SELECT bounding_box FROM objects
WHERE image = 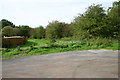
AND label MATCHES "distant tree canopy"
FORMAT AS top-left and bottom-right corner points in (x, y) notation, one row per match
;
(0, 19), (15, 28)
(2, 26), (21, 37)
(18, 25), (30, 37)
(1, 1), (119, 40)
(29, 26), (45, 39)
(29, 28), (37, 39)
(45, 21), (65, 39)
(2, 26), (15, 37)
(61, 24), (73, 38)
(36, 26), (45, 39)
(13, 28), (21, 36)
